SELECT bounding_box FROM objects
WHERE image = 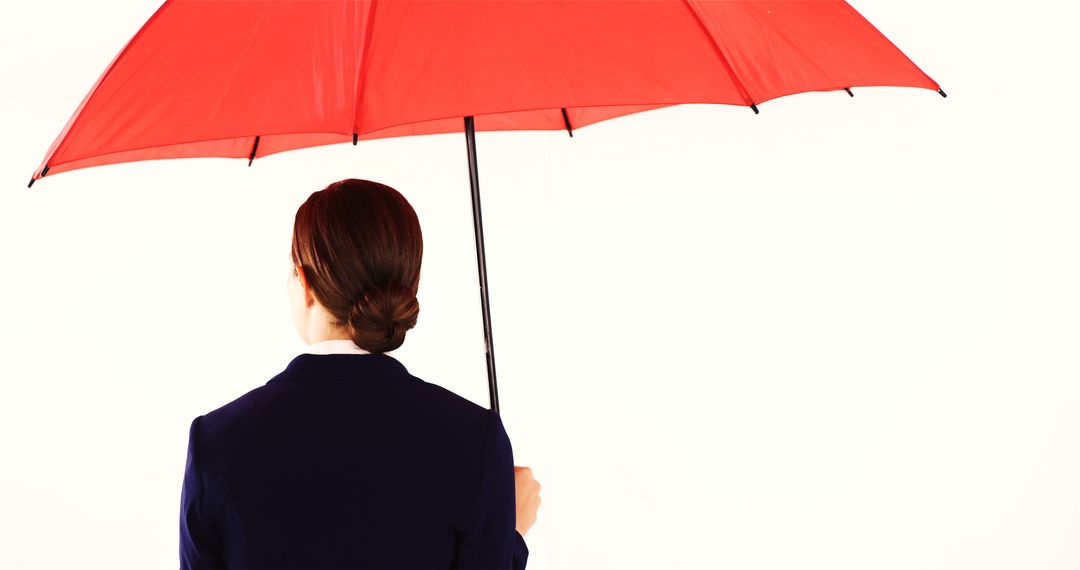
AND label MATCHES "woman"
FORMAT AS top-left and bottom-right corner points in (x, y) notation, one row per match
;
(180, 178), (541, 569)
